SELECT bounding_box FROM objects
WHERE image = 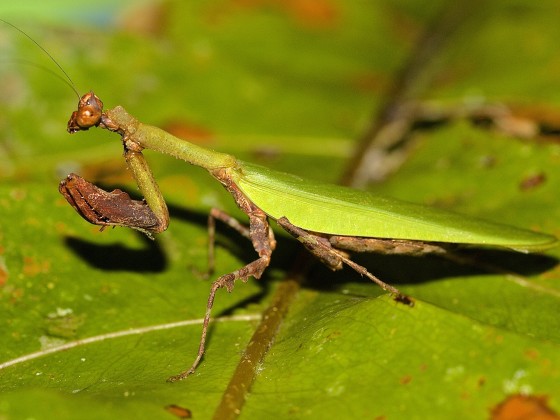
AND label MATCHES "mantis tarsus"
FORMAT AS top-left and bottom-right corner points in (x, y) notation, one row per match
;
(59, 92), (557, 382)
